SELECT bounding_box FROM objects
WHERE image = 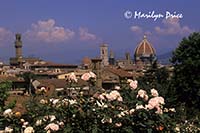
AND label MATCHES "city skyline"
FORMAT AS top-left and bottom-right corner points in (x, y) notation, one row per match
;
(0, 0), (199, 64)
